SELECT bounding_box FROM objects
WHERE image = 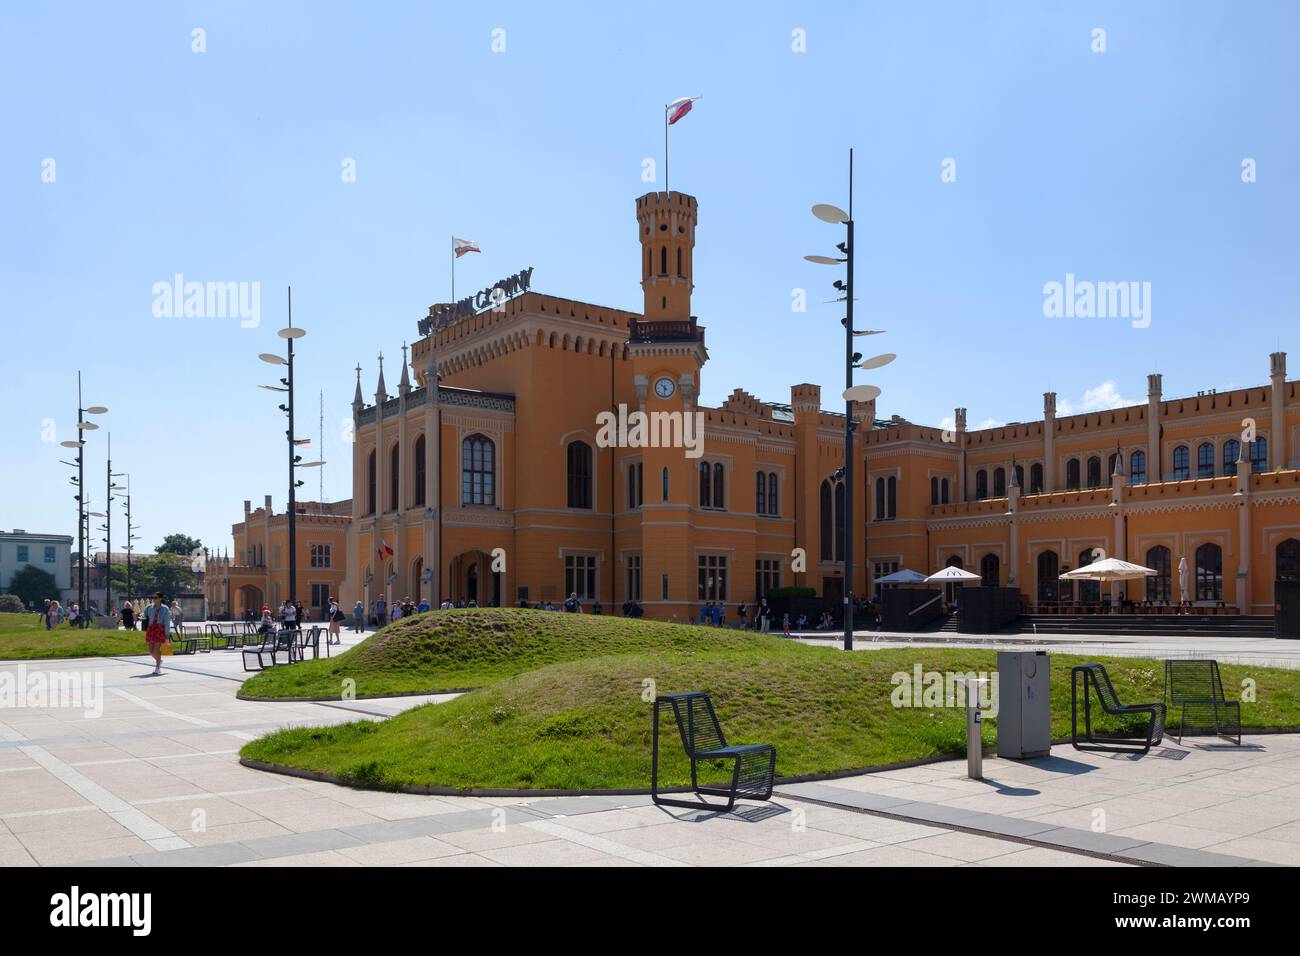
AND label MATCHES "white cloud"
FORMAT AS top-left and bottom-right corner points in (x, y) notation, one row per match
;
(976, 416), (1006, 429)
(1056, 380), (1137, 416)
